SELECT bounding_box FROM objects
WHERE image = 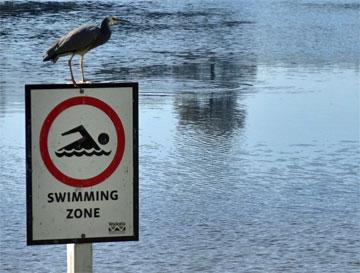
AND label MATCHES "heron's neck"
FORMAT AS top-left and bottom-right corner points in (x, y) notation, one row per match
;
(100, 20), (111, 36)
